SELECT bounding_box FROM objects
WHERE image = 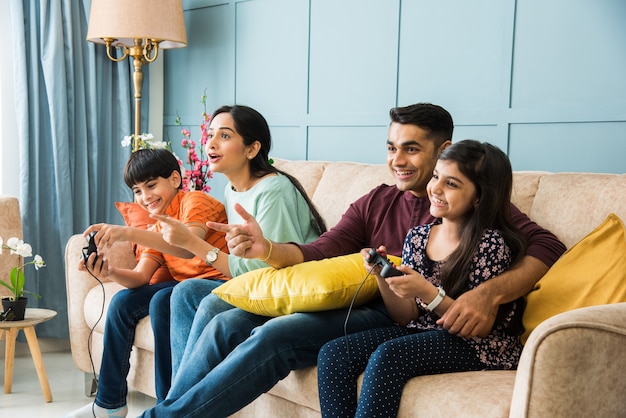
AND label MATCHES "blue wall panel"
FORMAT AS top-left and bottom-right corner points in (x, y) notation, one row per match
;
(164, 4), (234, 122)
(235, 0), (309, 116)
(512, 0), (626, 109)
(398, 0), (509, 113)
(308, 0), (400, 117)
(509, 122), (626, 173)
(166, 0), (626, 189)
(308, 126), (390, 164)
